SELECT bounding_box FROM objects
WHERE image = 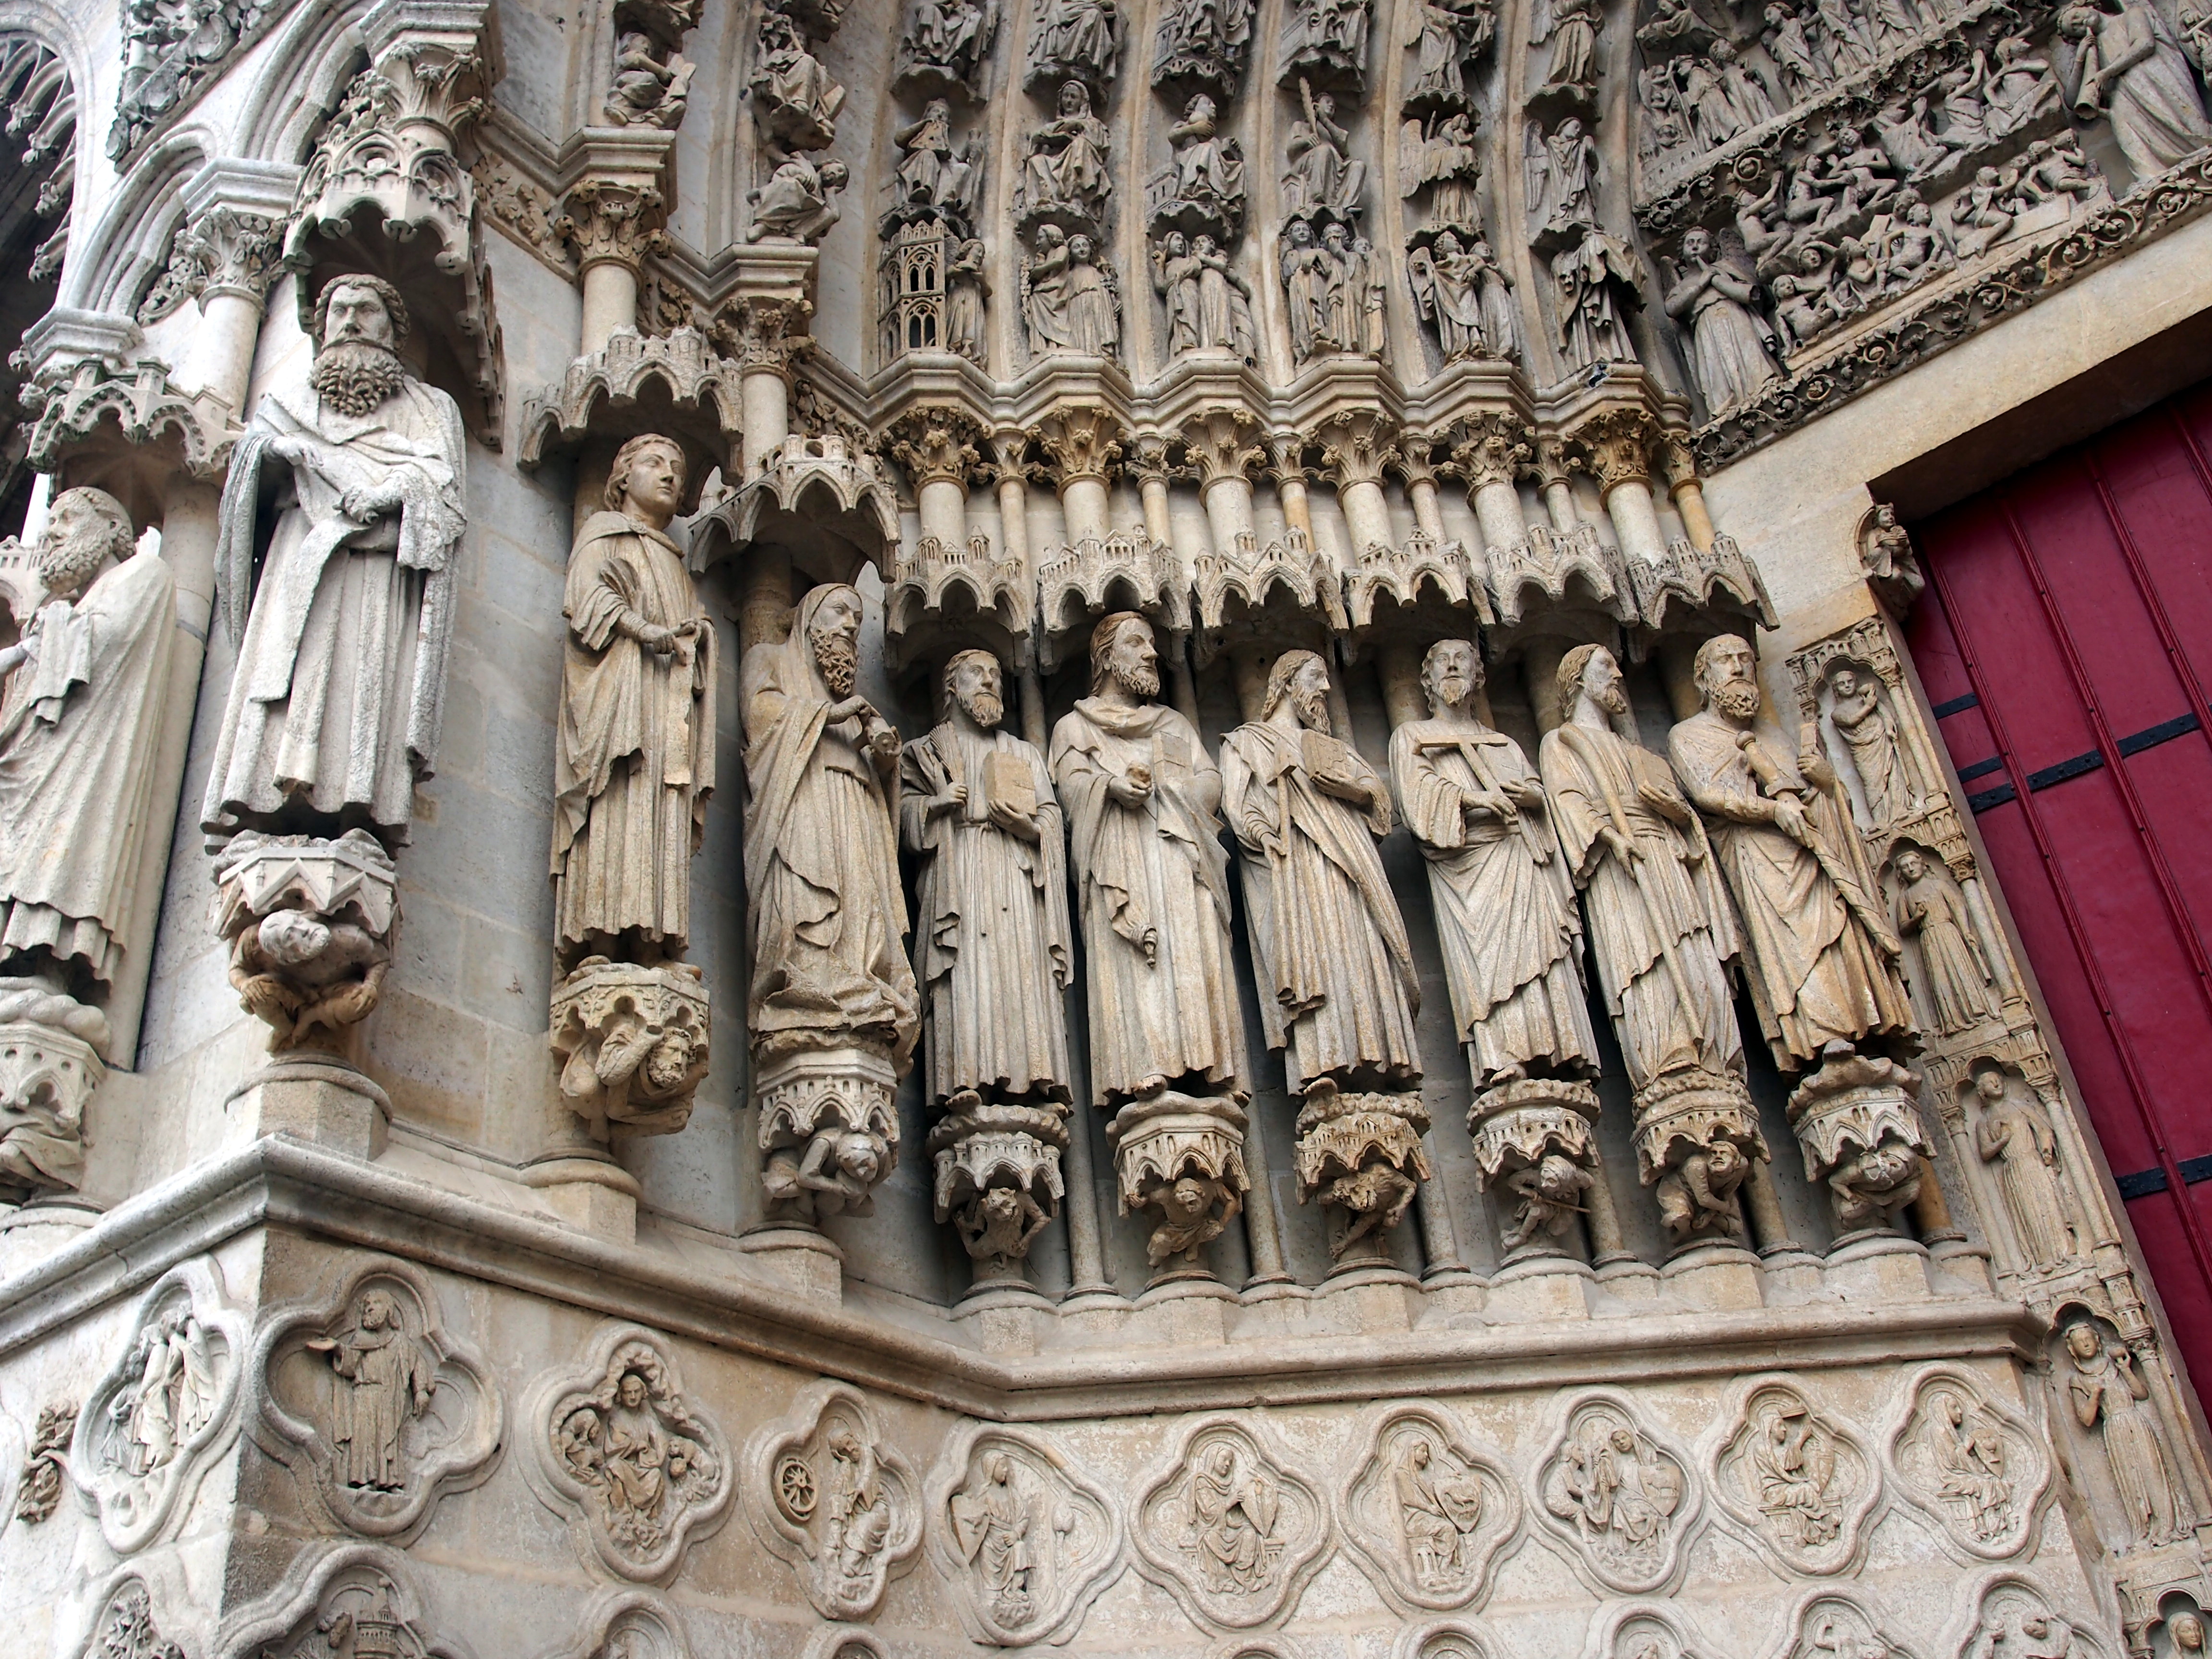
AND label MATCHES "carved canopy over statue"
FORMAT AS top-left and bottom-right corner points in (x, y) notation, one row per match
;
(204, 275), (468, 851)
